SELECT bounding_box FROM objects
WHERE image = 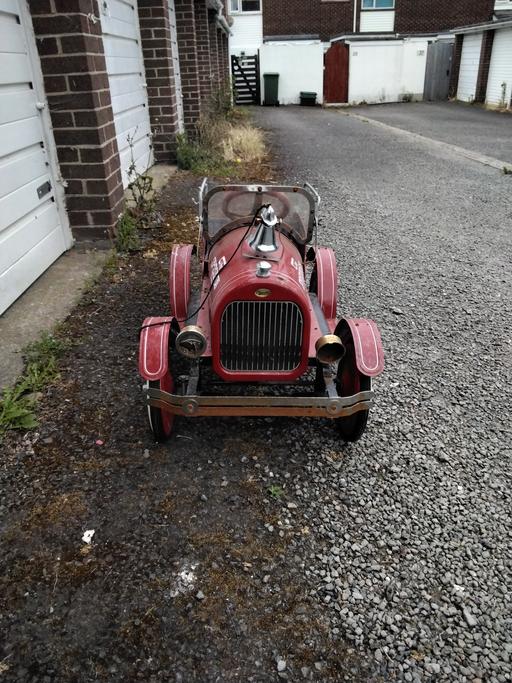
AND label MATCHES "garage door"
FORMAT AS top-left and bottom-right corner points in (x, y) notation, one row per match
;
(486, 28), (512, 108)
(168, 0), (184, 133)
(100, 0), (153, 188)
(457, 33), (483, 103)
(0, 0), (72, 315)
